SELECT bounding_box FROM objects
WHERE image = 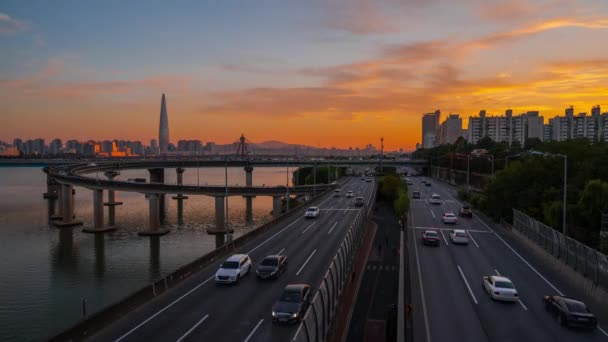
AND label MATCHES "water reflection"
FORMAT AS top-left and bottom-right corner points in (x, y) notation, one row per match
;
(149, 236), (161, 280)
(94, 234), (105, 280)
(51, 228), (79, 275)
